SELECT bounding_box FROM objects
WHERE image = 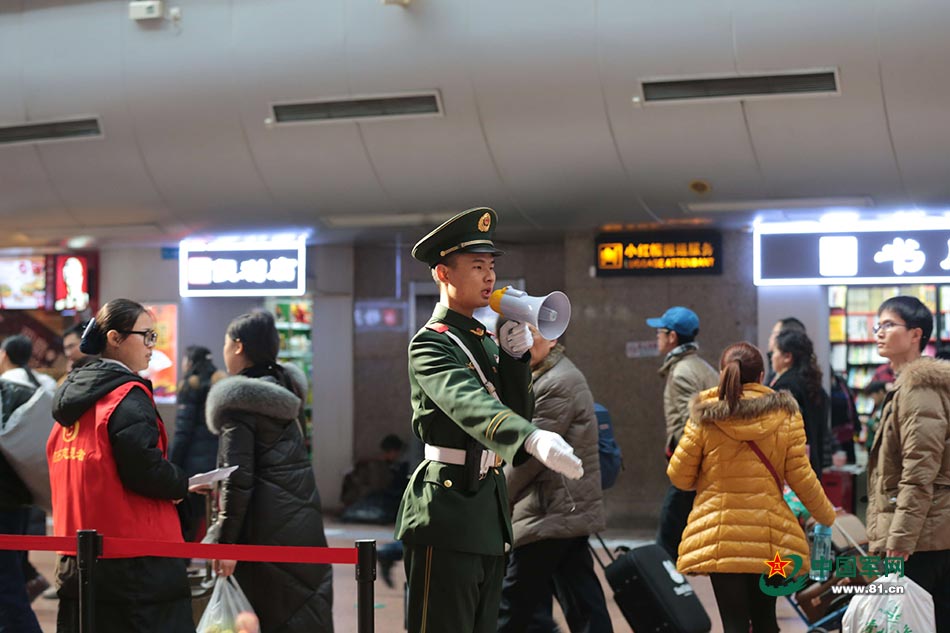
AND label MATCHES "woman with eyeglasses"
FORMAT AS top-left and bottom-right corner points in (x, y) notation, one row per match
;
(204, 310), (333, 632)
(48, 298), (194, 633)
(867, 296), (950, 632)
